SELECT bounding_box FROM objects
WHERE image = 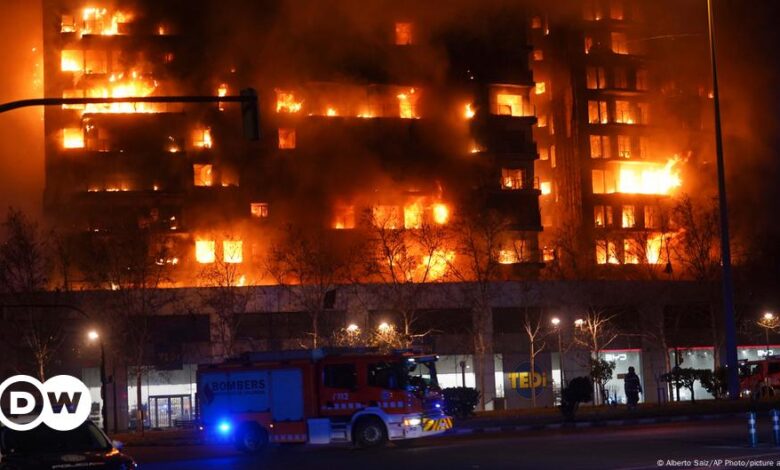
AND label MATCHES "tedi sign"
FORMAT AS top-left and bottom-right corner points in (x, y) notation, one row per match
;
(0, 375), (92, 431)
(507, 362), (549, 399)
